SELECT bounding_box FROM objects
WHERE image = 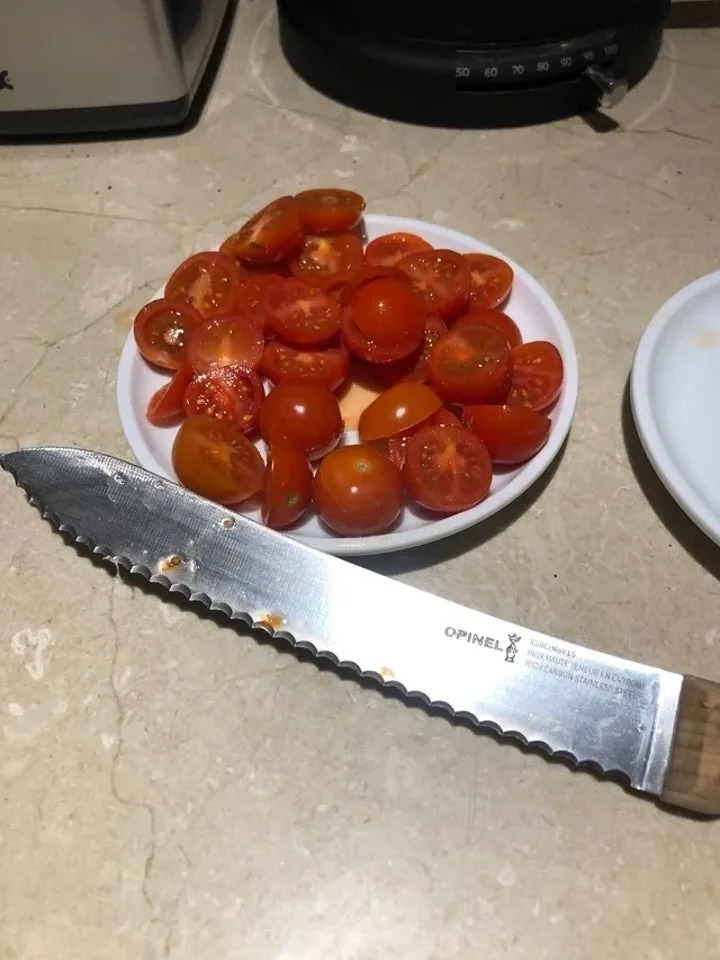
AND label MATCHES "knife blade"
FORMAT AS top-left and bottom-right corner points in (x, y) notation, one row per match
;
(2, 445), (719, 816)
